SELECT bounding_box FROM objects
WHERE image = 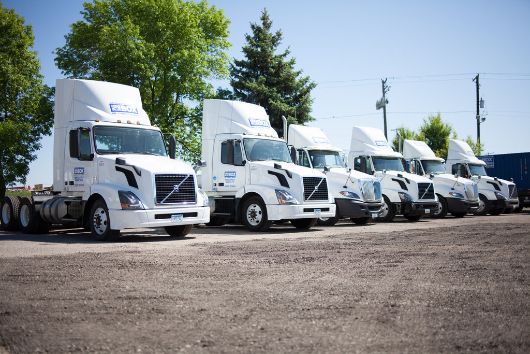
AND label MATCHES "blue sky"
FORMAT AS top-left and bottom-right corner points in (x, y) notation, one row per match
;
(3, 0), (530, 187)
